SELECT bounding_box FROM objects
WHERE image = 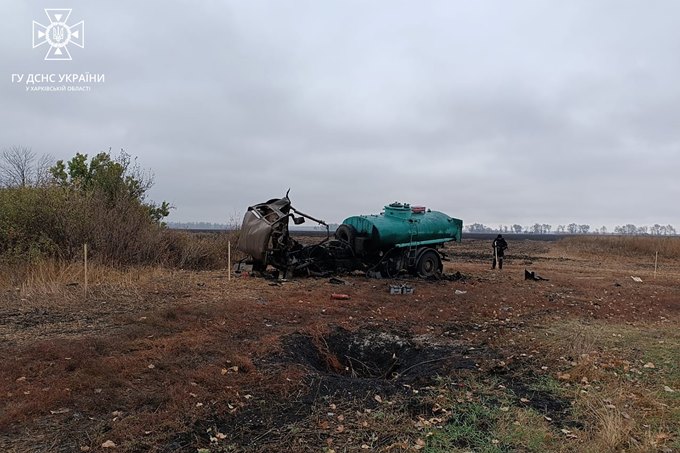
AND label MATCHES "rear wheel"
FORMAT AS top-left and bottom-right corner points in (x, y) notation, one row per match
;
(334, 224), (357, 250)
(416, 249), (442, 278)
